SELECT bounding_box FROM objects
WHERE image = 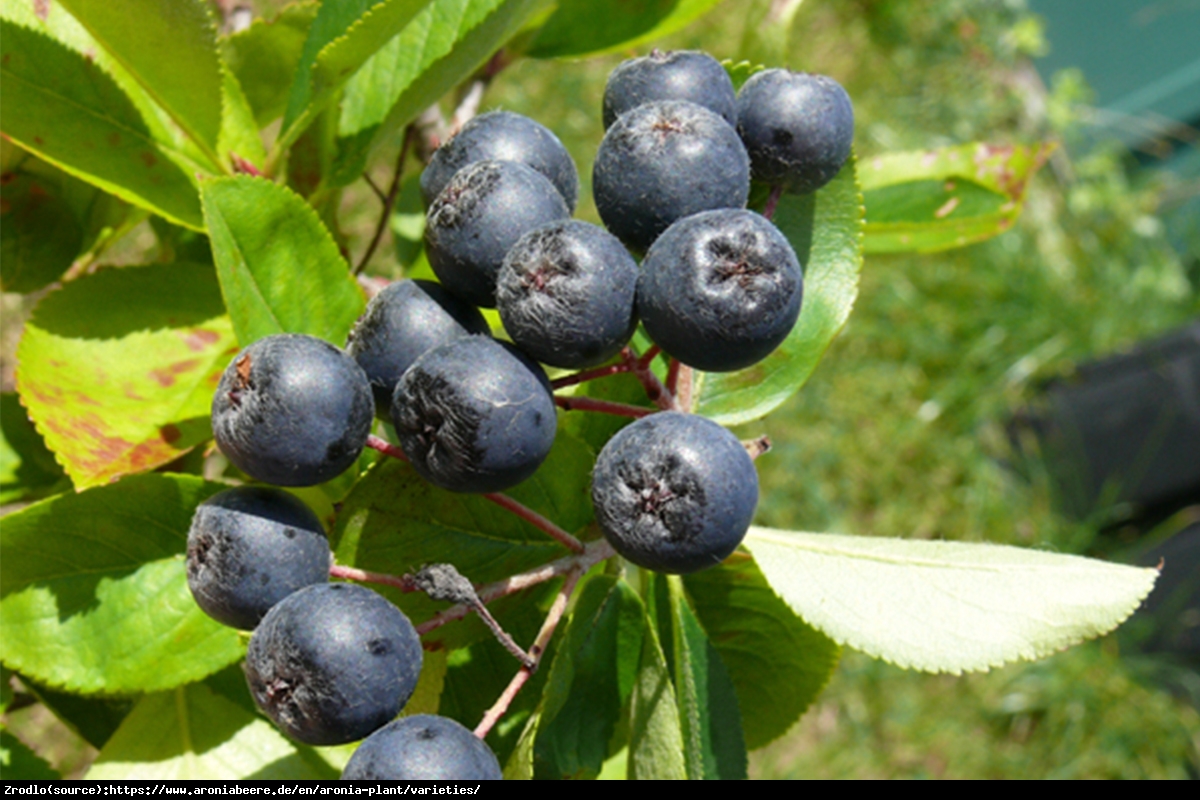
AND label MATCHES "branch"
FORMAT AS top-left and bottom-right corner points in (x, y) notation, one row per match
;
(622, 347), (675, 410)
(474, 566), (584, 739)
(355, 124), (414, 275)
(550, 362), (631, 390)
(554, 394), (656, 418)
(415, 539), (615, 636)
